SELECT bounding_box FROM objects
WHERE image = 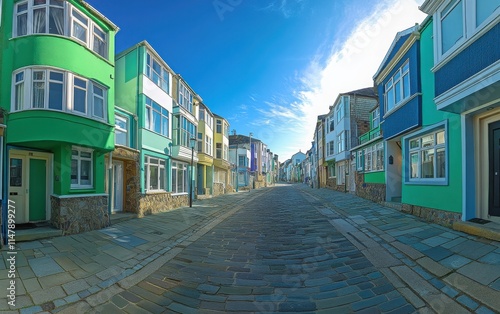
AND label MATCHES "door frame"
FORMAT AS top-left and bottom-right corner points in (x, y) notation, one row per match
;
(8, 149), (52, 223)
(488, 121), (500, 217)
